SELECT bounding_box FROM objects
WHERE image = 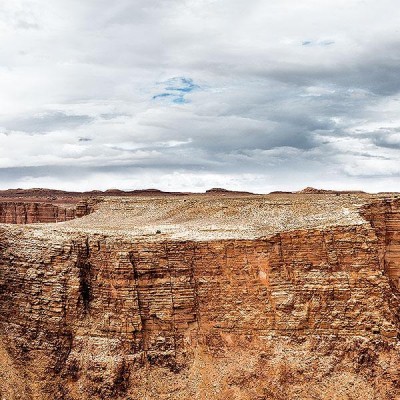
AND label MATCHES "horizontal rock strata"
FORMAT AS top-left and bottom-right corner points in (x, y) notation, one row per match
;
(361, 198), (400, 289)
(0, 199), (96, 224)
(0, 194), (399, 399)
